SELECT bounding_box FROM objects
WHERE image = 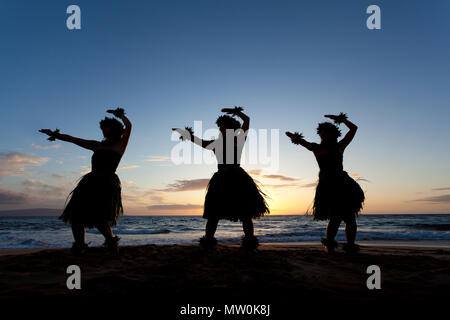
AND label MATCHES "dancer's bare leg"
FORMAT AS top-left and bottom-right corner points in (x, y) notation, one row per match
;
(326, 218), (341, 242)
(96, 221), (119, 254)
(200, 218), (219, 249)
(241, 218), (258, 249)
(72, 223), (86, 244)
(96, 220), (114, 240)
(345, 215), (357, 245)
(205, 218), (219, 239)
(242, 218), (254, 237)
